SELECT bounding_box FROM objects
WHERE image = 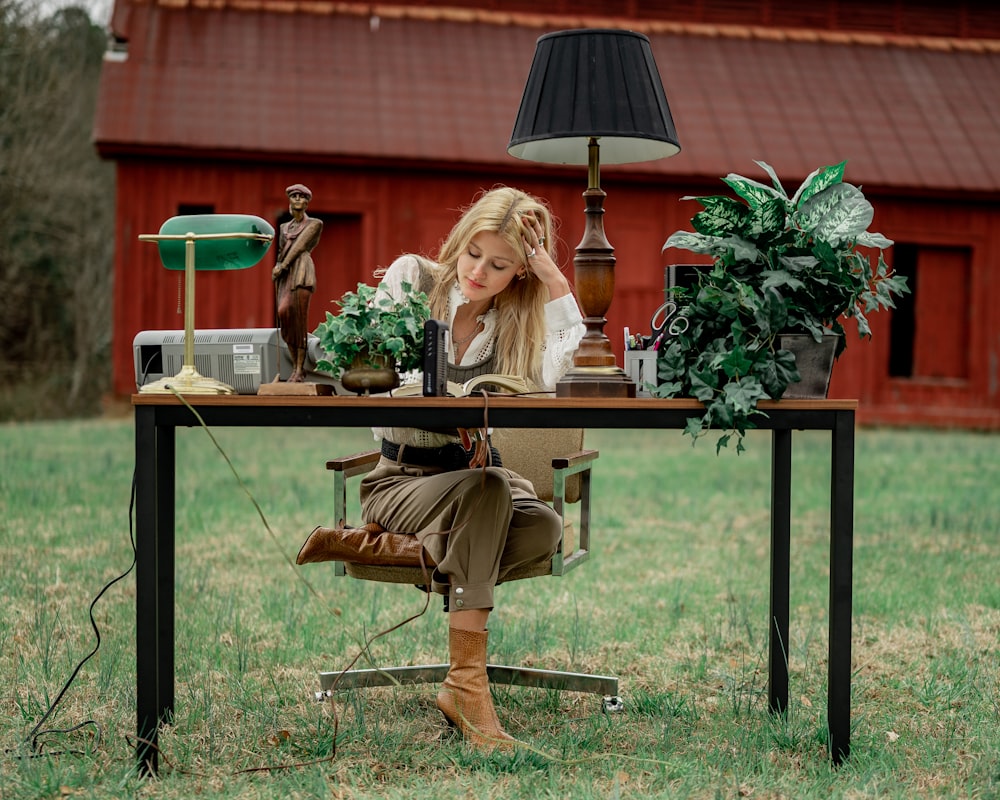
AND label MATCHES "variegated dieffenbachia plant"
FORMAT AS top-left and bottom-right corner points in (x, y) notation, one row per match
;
(655, 160), (909, 453)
